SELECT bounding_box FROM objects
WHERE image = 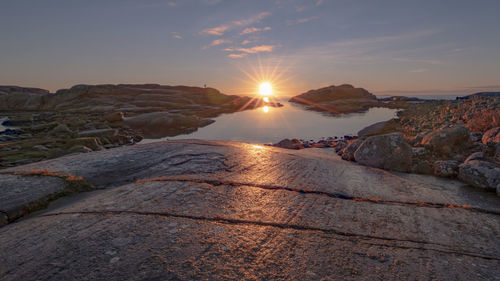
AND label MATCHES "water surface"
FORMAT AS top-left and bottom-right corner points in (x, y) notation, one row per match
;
(142, 100), (399, 144)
